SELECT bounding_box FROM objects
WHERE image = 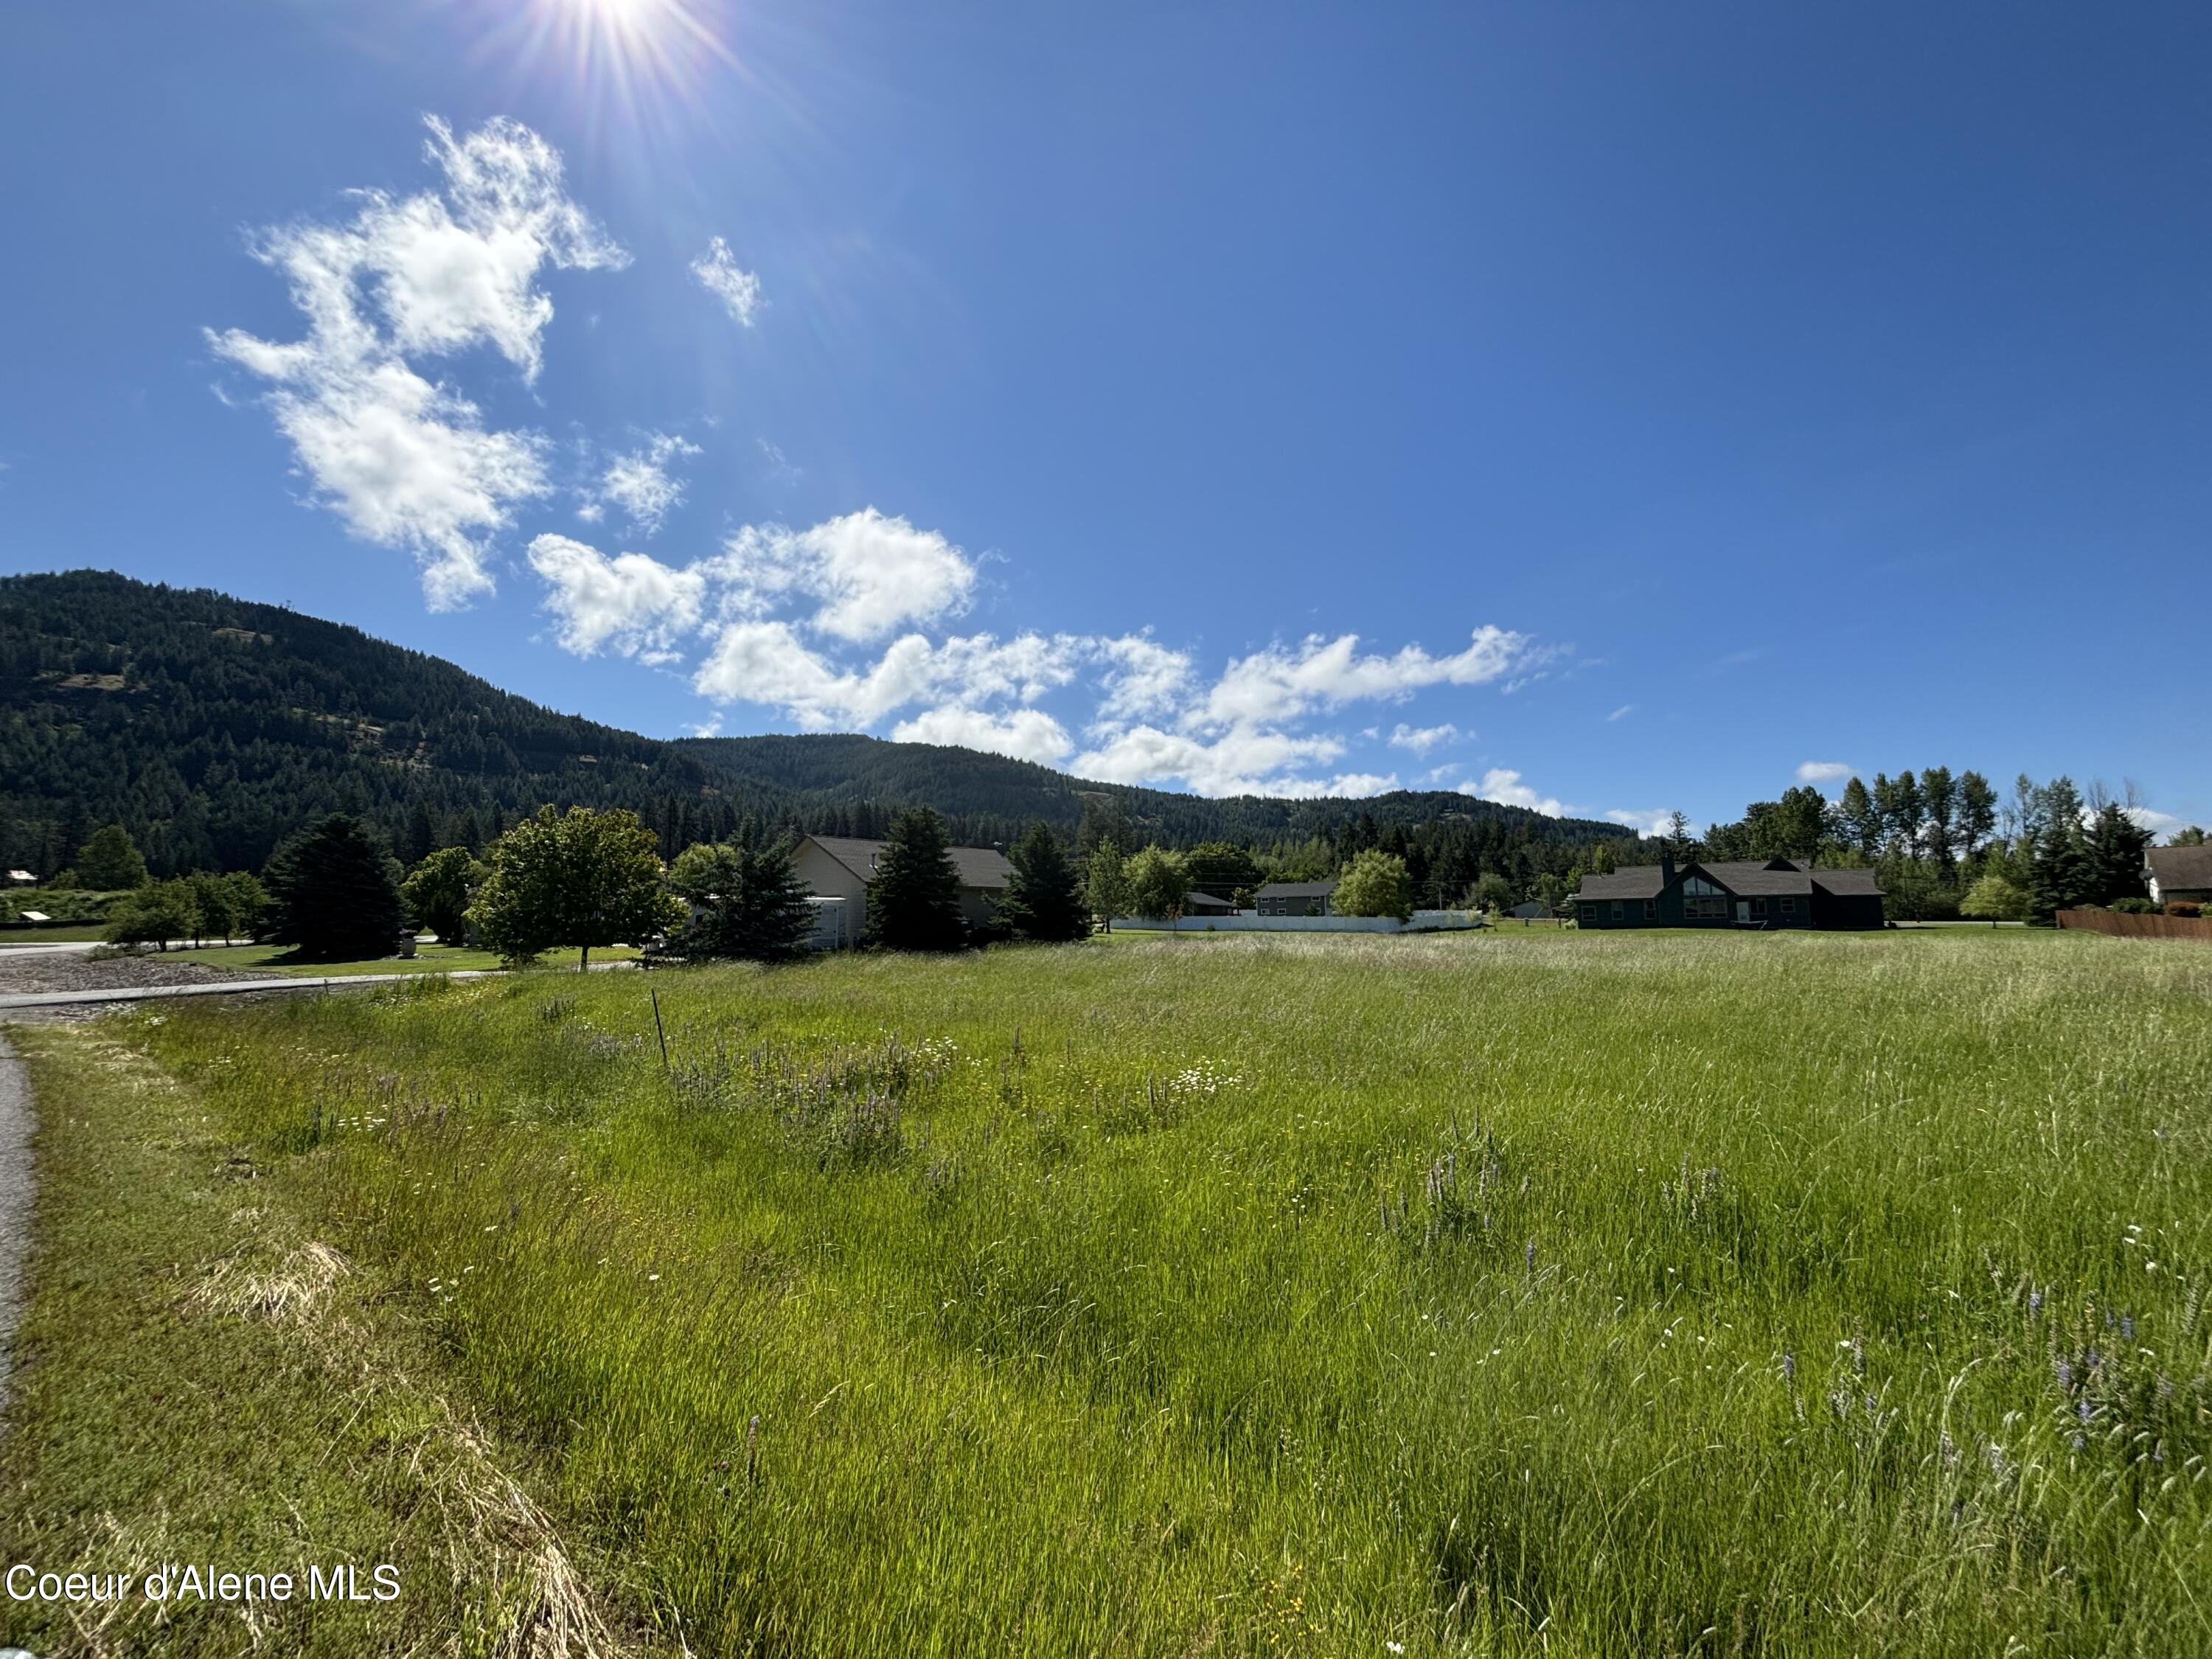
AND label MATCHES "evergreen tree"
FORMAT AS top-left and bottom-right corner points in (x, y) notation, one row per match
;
(2084, 801), (2151, 905)
(76, 824), (148, 890)
(1955, 772), (1999, 865)
(2027, 778), (2094, 923)
(863, 807), (967, 953)
(669, 838), (816, 961)
(263, 815), (405, 960)
(1837, 776), (1883, 855)
(401, 846), (481, 943)
(469, 806), (684, 968)
(995, 822), (1088, 942)
(1919, 766), (1958, 872)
